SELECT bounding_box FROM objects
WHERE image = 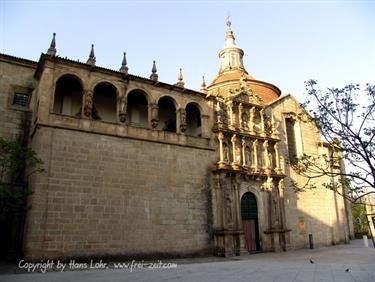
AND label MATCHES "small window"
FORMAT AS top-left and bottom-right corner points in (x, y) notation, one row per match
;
(13, 92), (29, 107)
